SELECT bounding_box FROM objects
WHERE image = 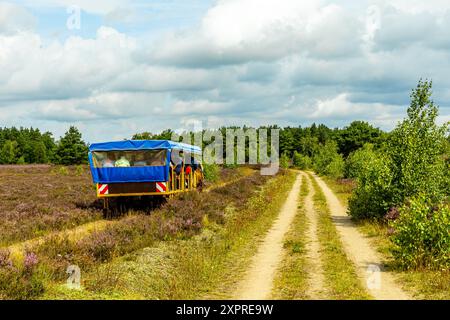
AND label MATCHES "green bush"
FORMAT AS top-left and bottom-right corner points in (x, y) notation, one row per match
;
(279, 152), (291, 169)
(326, 156), (345, 179)
(387, 81), (448, 205)
(292, 151), (312, 170)
(390, 195), (450, 270)
(345, 144), (375, 179)
(203, 163), (219, 182)
(348, 152), (393, 219)
(313, 141), (344, 178)
(349, 80), (449, 220)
